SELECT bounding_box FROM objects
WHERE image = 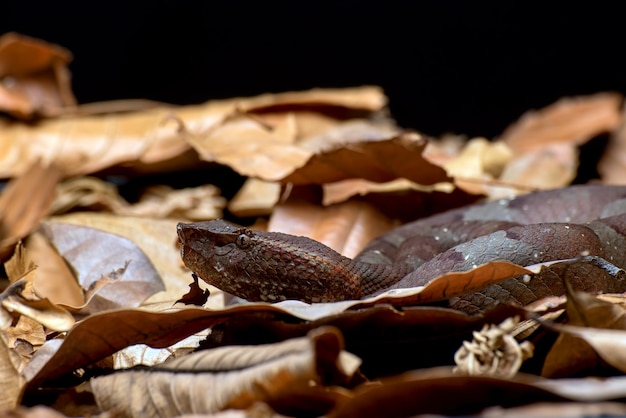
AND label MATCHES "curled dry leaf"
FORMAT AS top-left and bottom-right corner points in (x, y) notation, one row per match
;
(499, 93), (622, 153)
(49, 213), (193, 303)
(41, 222), (165, 312)
(280, 131), (450, 186)
(543, 287), (626, 377)
(0, 161), (61, 262)
(599, 102), (626, 184)
(53, 176), (226, 220)
(0, 332), (24, 411)
(89, 327), (358, 417)
(494, 93), (622, 191)
(0, 32), (76, 119)
(6, 234), (85, 308)
(269, 199), (395, 258)
(228, 179), (281, 218)
(0, 86), (385, 178)
(454, 317), (534, 378)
